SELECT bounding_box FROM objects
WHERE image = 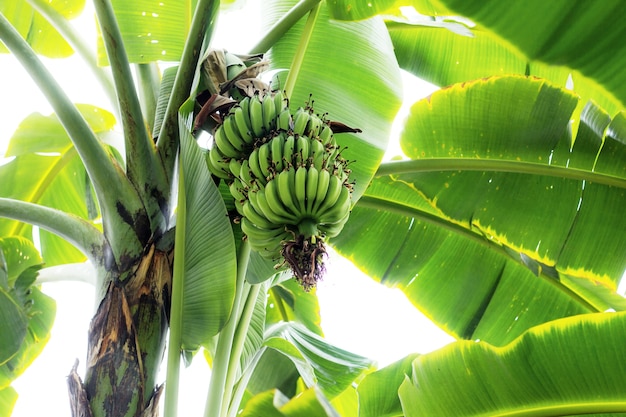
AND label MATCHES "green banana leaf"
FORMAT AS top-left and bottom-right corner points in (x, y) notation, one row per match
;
(0, 284), (55, 388)
(357, 353), (419, 417)
(0, 236), (42, 287)
(388, 19), (623, 124)
(177, 106), (238, 350)
(0, 249), (27, 365)
(0, 105), (114, 266)
(264, 0), (403, 199)
(97, 0), (192, 65)
(240, 387), (340, 417)
(0, 0), (84, 57)
(0, 237), (54, 416)
(334, 76), (626, 345)
(328, 1), (626, 116)
(397, 311), (626, 416)
(264, 321), (373, 399)
(0, 386), (16, 416)
(326, 0), (449, 21)
(267, 277), (324, 336)
(429, 0), (626, 111)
